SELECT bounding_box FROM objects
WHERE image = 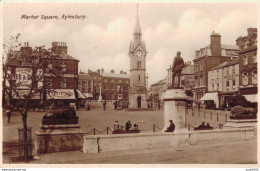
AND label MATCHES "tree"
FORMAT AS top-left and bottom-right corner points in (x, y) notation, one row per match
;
(2, 35), (61, 161)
